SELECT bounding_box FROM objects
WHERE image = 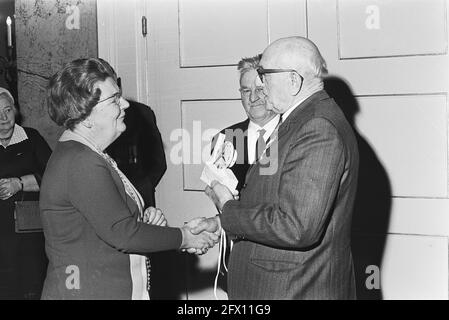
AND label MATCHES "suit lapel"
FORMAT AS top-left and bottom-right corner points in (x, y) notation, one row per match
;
(228, 120), (250, 191)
